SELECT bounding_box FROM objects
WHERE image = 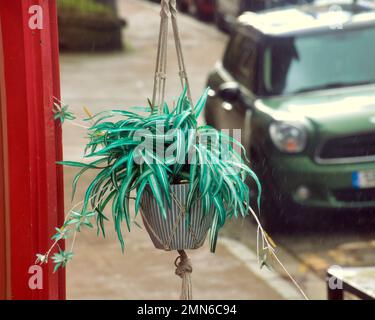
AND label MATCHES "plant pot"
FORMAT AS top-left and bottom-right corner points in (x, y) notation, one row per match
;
(141, 183), (215, 251)
(58, 12), (125, 51)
